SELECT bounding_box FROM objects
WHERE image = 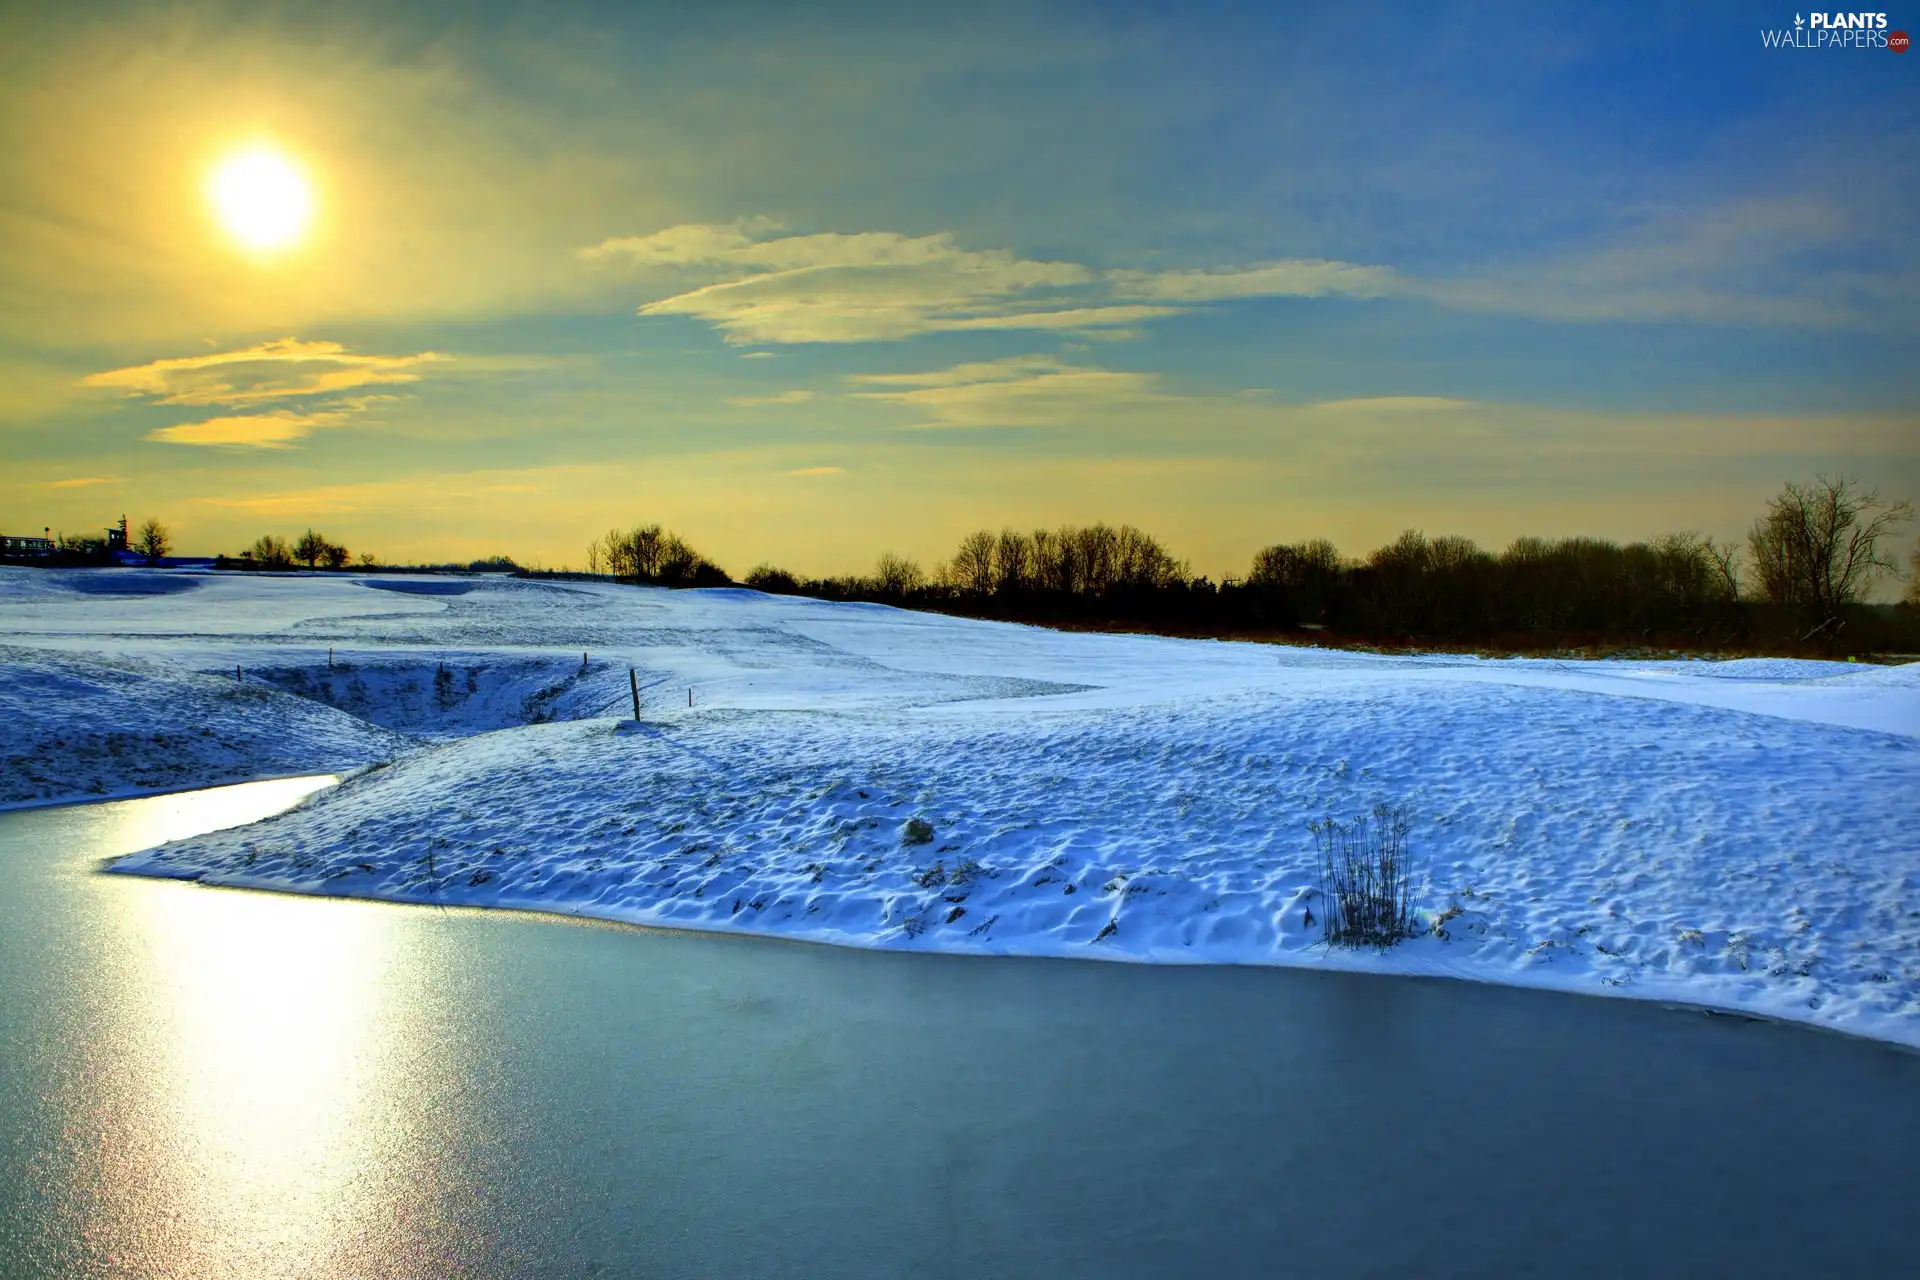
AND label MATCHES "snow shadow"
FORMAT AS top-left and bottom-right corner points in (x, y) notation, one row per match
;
(358, 579), (477, 596)
(52, 571), (203, 596)
(250, 655), (627, 737)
